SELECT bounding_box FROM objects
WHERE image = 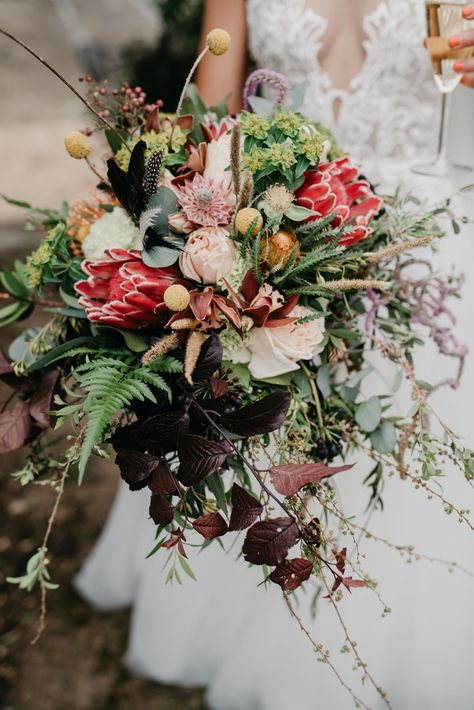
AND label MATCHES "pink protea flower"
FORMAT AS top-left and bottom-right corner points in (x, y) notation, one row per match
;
(75, 248), (188, 330)
(177, 173), (234, 228)
(295, 157), (383, 246)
